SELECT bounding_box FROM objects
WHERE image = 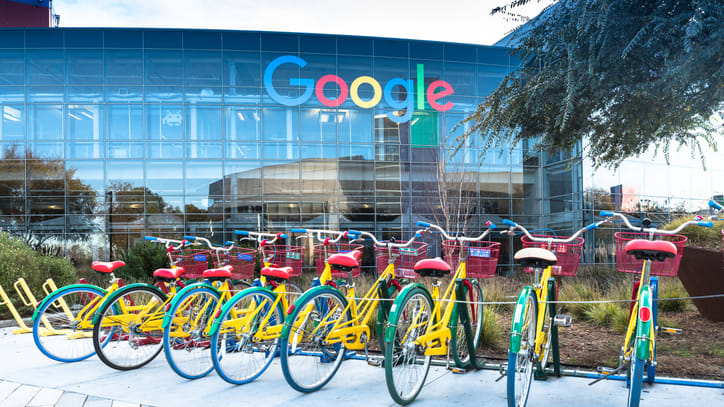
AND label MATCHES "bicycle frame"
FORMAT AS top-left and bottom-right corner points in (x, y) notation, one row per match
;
(622, 259), (655, 362)
(510, 264), (554, 360)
